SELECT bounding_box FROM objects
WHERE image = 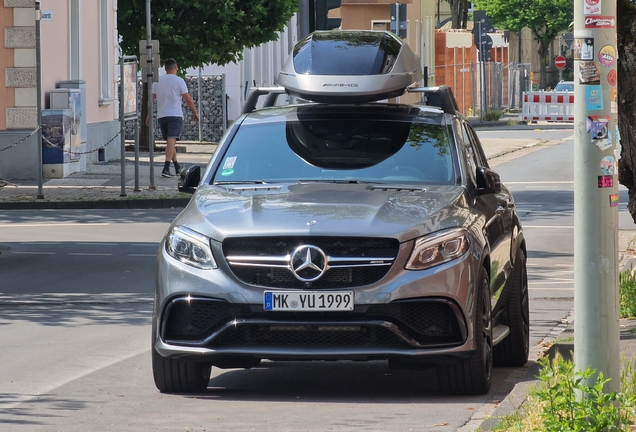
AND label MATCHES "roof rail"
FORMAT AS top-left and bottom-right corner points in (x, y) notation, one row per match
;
(242, 87), (286, 114)
(408, 85), (460, 115)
